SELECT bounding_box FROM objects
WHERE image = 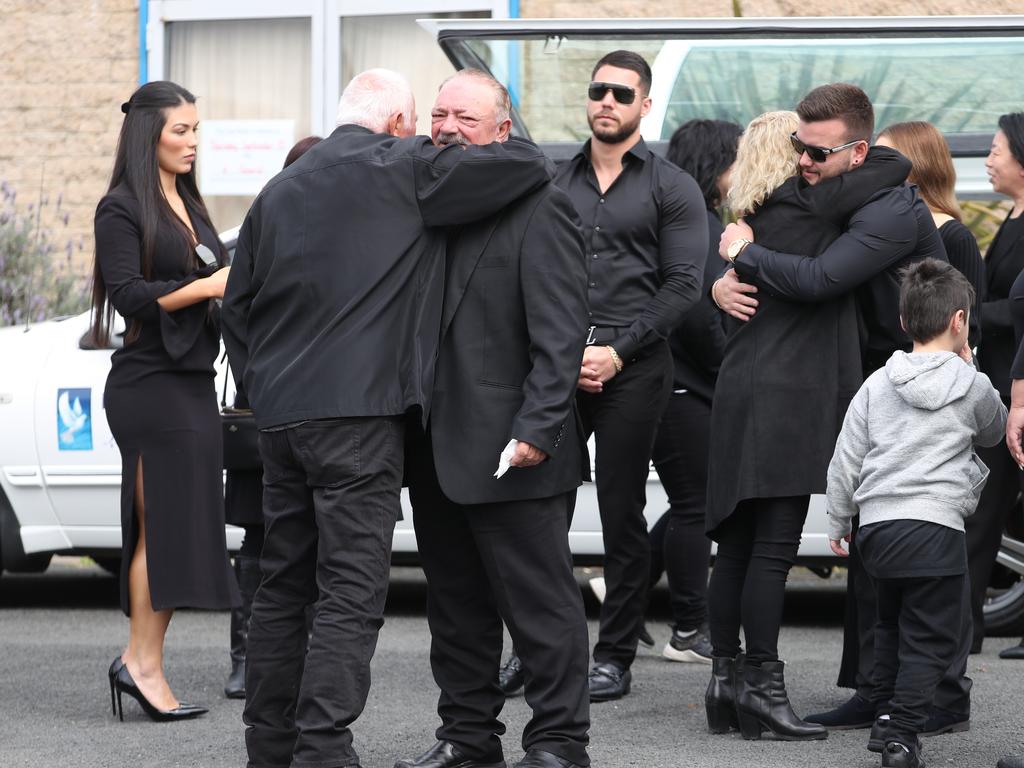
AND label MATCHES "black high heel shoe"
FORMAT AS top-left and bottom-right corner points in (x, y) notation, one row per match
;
(112, 664), (208, 722)
(108, 657), (124, 716)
